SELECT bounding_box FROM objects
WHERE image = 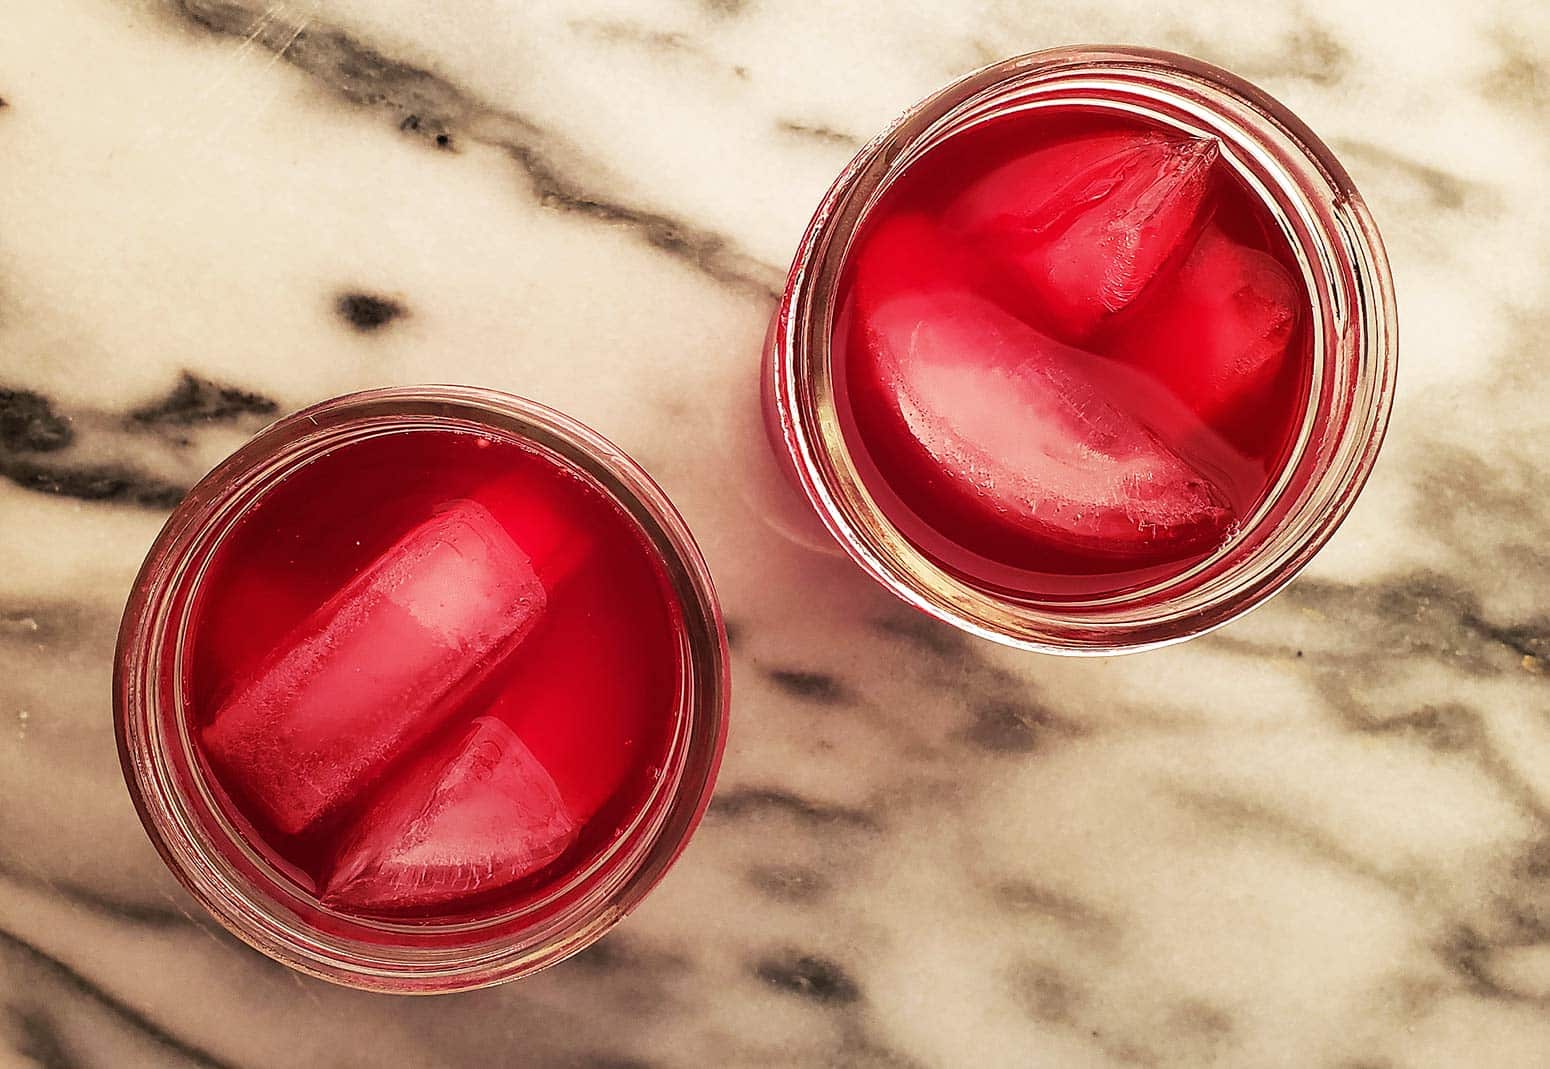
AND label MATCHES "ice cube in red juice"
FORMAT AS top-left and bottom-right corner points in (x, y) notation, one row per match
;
(945, 130), (1216, 339)
(202, 500), (548, 836)
(188, 429), (685, 918)
(844, 213), (1233, 565)
(325, 717), (578, 912)
(1102, 224), (1300, 438)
